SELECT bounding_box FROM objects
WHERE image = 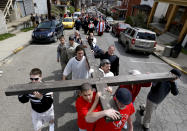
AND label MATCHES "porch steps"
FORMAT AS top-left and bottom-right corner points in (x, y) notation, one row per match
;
(157, 32), (178, 45)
